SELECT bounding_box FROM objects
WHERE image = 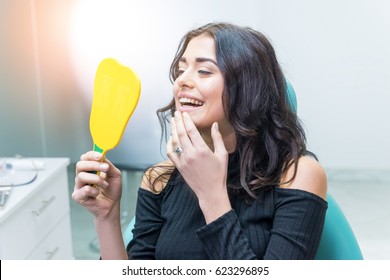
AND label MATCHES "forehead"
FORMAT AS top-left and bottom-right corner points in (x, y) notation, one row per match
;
(182, 34), (216, 59)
